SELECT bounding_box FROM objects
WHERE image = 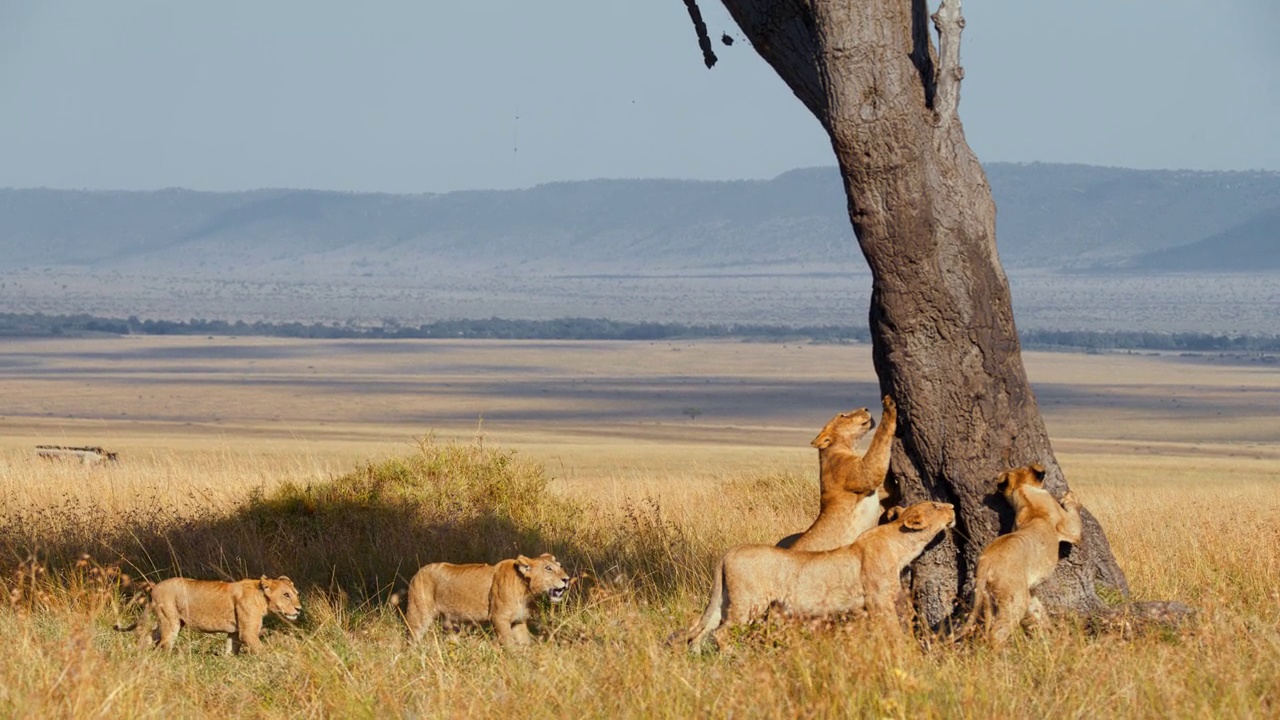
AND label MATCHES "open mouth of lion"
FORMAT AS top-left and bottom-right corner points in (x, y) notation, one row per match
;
(283, 612), (300, 621)
(549, 586), (567, 603)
